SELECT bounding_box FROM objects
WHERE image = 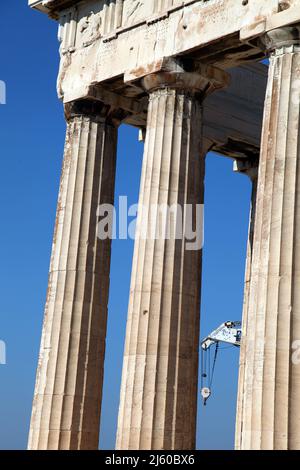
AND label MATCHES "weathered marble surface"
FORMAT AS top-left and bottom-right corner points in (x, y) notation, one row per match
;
(28, 0), (300, 452)
(30, 0), (288, 99)
(236, 26), (300, 450)
(55, 0), (279, 102)
(28, 103), (119, 450)
(115, 67), (223, 449)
